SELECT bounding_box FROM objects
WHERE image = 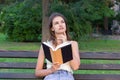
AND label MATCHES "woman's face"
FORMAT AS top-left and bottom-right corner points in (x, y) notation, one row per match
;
(51, 16), (66, 34)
